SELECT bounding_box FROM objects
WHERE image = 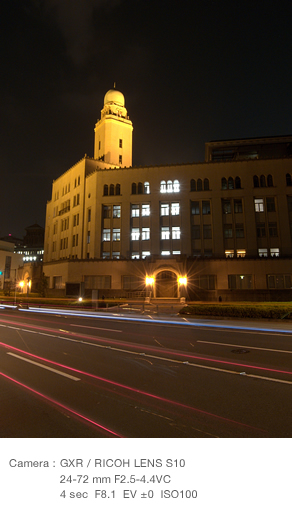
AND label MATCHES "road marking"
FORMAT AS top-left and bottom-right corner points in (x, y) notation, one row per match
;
(197, 340), (292, 354)
(7, 352), (80, 381)
(70, 324), (122, 332)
